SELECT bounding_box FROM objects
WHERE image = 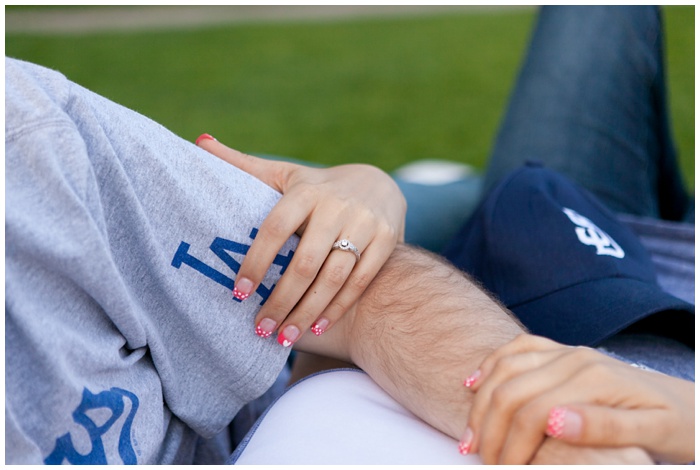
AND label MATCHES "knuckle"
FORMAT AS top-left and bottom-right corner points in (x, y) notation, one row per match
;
(490, 385), (515, 413)
(579, 359), (615, 381)
(264, 216), (292, 240)
(376, 223), (399, 245)
(337, 204), (358, 221)
(507, 334), (530, 351)
(511, 407), (536, 434)
(322, 264), (348, 290)
(296, 184), (319, 201)
(349, 271), (372, 292)
(525, 334), (547, 347)
(292, 253), (319, 280)
(495, 354), (520, 375)
(325, 298), (352, 319)
(519, 333), (549, 350)
(597, 415), (624, 443)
